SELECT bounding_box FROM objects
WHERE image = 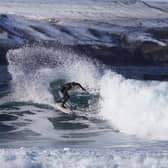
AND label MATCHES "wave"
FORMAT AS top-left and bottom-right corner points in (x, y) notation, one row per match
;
(6, 44), (168, 140)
